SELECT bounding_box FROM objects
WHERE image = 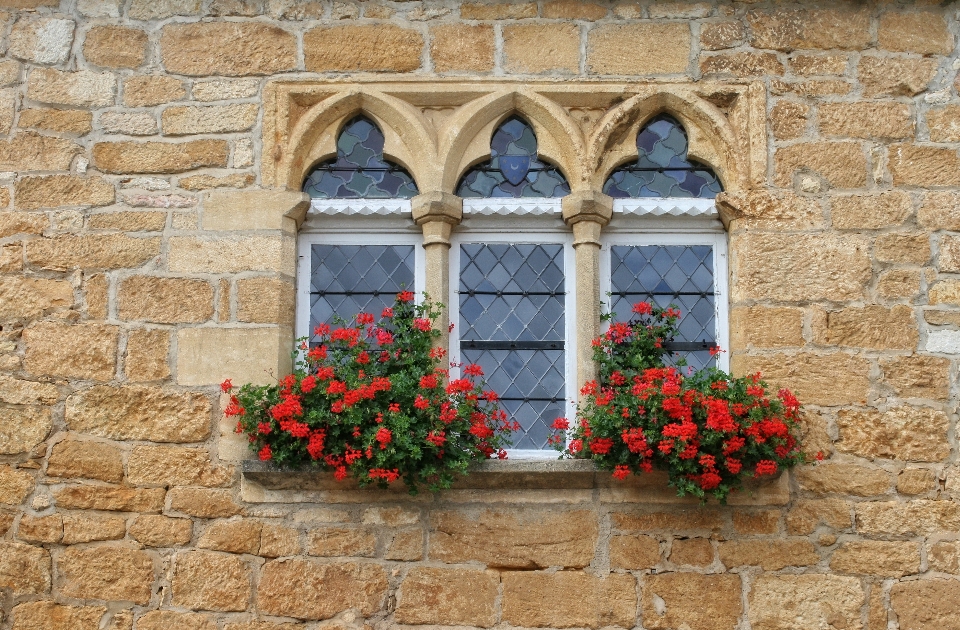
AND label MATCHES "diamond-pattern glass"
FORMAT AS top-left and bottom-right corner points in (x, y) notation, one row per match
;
(610, 244), (716, 370)
(459, 242), (566, 449)
(303, 116), (419, 199)
(603, 115), (723, 199)
(310, 244), (414, 342)
(457, 117), (570, 198)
